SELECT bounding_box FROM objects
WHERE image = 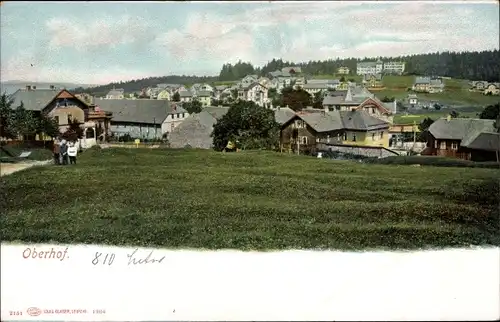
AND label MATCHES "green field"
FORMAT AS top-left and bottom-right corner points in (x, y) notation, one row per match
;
(1, 148), (498, 250)
(393, 111), (480, 124)
(308, 74), (498, 106)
